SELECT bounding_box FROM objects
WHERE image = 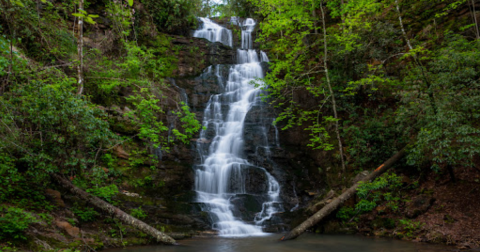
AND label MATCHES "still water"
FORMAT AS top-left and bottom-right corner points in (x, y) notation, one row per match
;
(106, 234), (454, 252)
